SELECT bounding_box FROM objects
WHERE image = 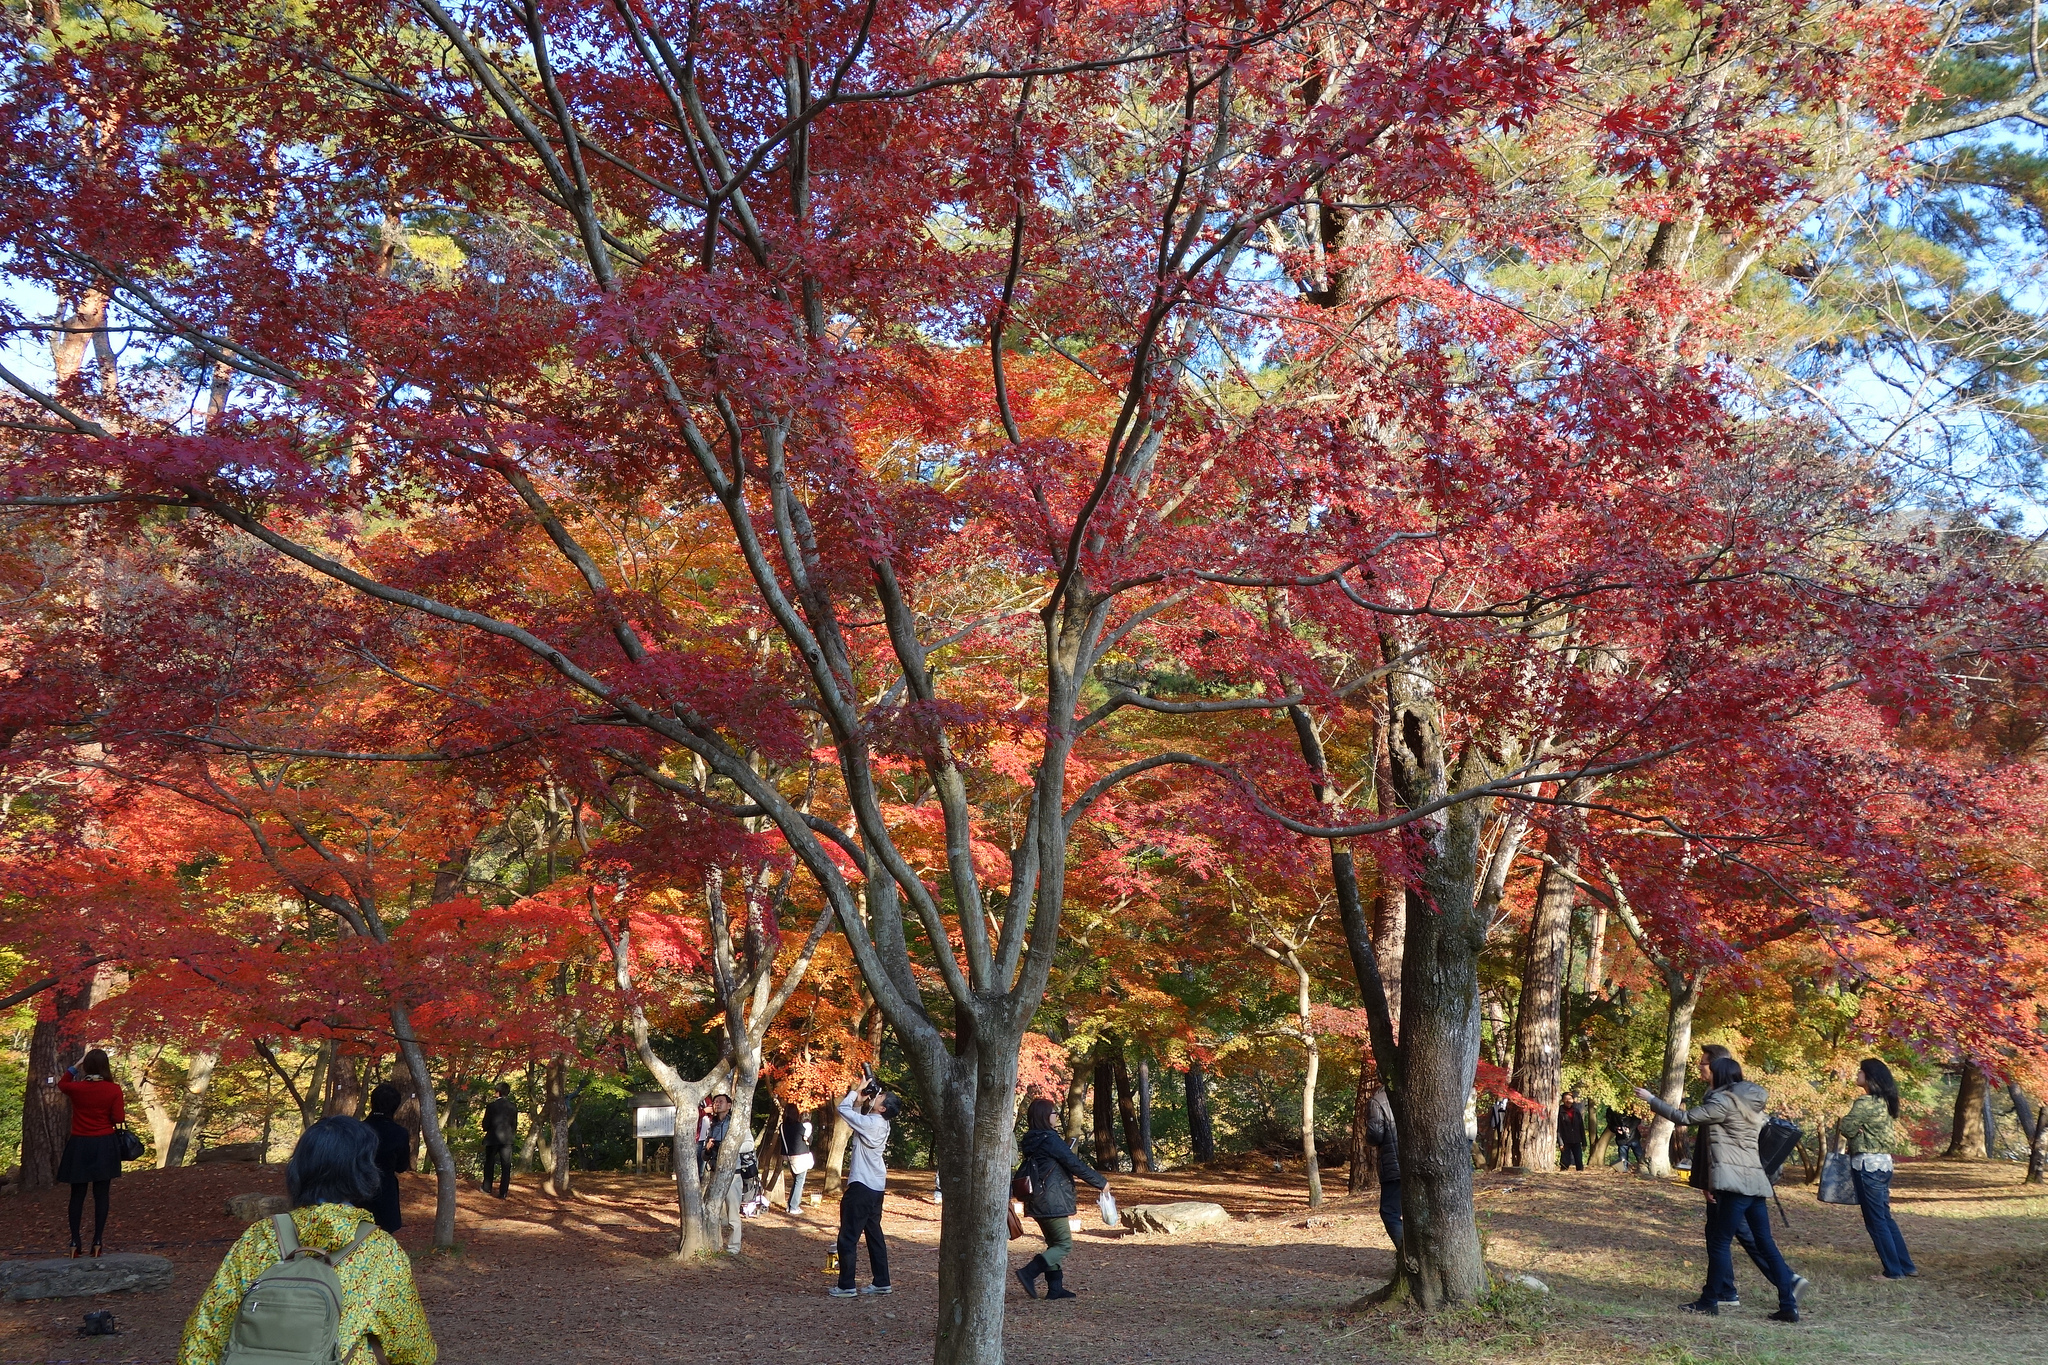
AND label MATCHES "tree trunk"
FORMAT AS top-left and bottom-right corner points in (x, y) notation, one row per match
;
(323, 1050), (362, 1117)
(1093, 1056), (1118, 1170)
(1507, 833), (1578, 1172)
(1583, 895), (1608, 997)
(926, 1040), (1024, 1365)
(1137, 1058), (1155, 1172)
(1946, 1061), (1990, 1160)
(127, 1059), (177, 1165)
(1186, 1061), (1215, 1163)
(1349, 1051), (1378, 1194)
(163, 1048), (221, 1168)
(544, 1054), (573, 1195)
(1112, 1054), (1147, 1173)
(392, 1007), (458, 1248)
(2026, 1094), (2048, 1185)
(1302, 1034), (1323, 1207)
(1063, 1064), (1090, 1148)
(1642, 974), (1701, 1179)
(821, 1101), (851, 1197)
(20, 1019), (66, 1193)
